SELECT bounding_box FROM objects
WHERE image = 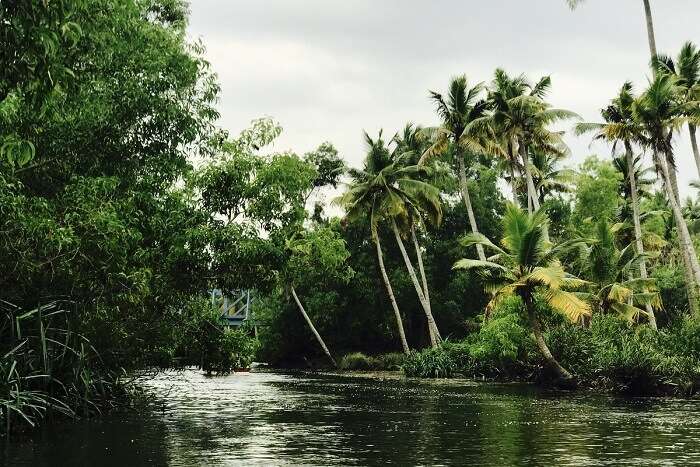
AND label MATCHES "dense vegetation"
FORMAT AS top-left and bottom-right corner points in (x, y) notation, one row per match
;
(2, 0), (700, 436)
